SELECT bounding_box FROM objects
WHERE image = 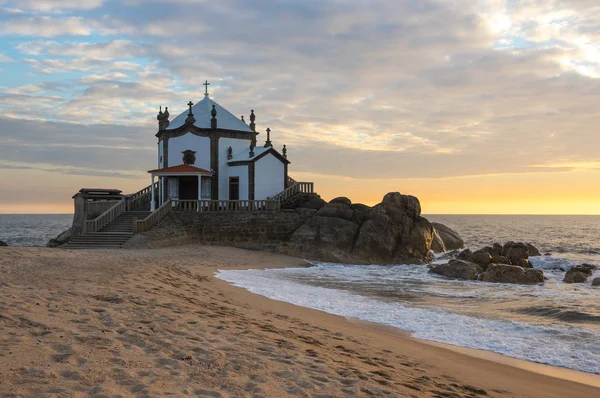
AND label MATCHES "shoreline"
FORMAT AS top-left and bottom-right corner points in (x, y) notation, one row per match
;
(0, 245), (598, 397)
(213, 262), (600, 391)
